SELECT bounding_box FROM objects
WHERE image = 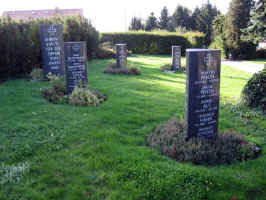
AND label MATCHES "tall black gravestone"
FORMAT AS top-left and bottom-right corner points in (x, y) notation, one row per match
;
(40, 24), (65, 77)
(116, 44), (127, 68)
(64, 42), (88, 94)
(185, 49), (221, 140)
(172, 46), (181, 71)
